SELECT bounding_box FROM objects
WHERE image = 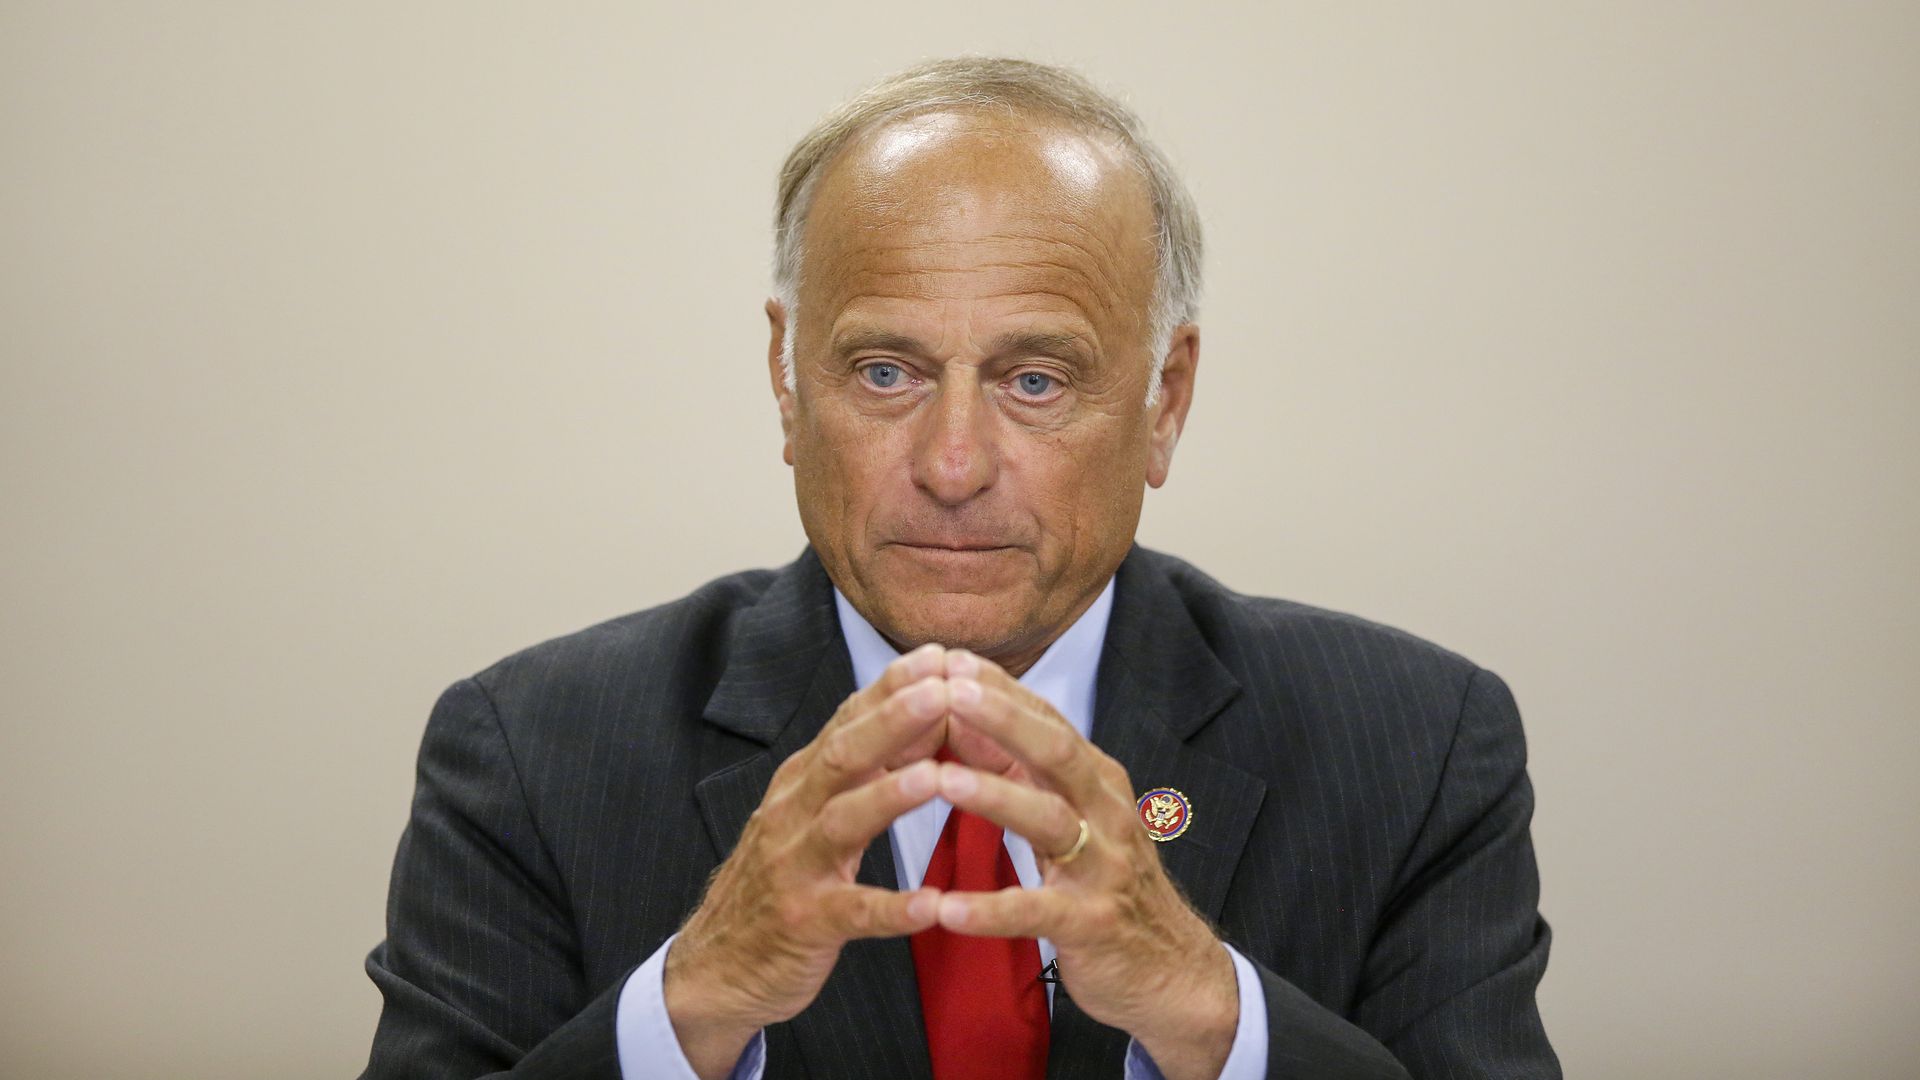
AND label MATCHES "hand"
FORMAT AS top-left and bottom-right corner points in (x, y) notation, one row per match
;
(935, 649), (1241, 1080)
(663, 644), (952, 1079)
